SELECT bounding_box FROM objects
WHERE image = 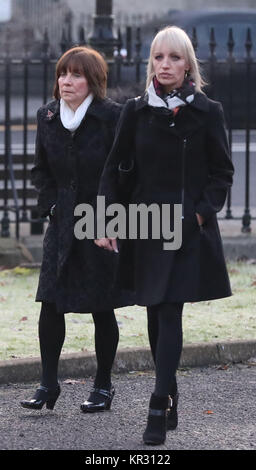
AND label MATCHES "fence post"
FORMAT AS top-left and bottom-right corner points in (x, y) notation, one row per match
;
(30, 29), (50, 236)
(113, 28), (123, 87)
(88, 0), (118, 58)
(1, 28), (11, 238)
(135, 27), (142, 84)
(21, 28), (29, 224)
(226, 28), (235, 220)
(242, 28), (252, 233)
(208, 27), (217, 100)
